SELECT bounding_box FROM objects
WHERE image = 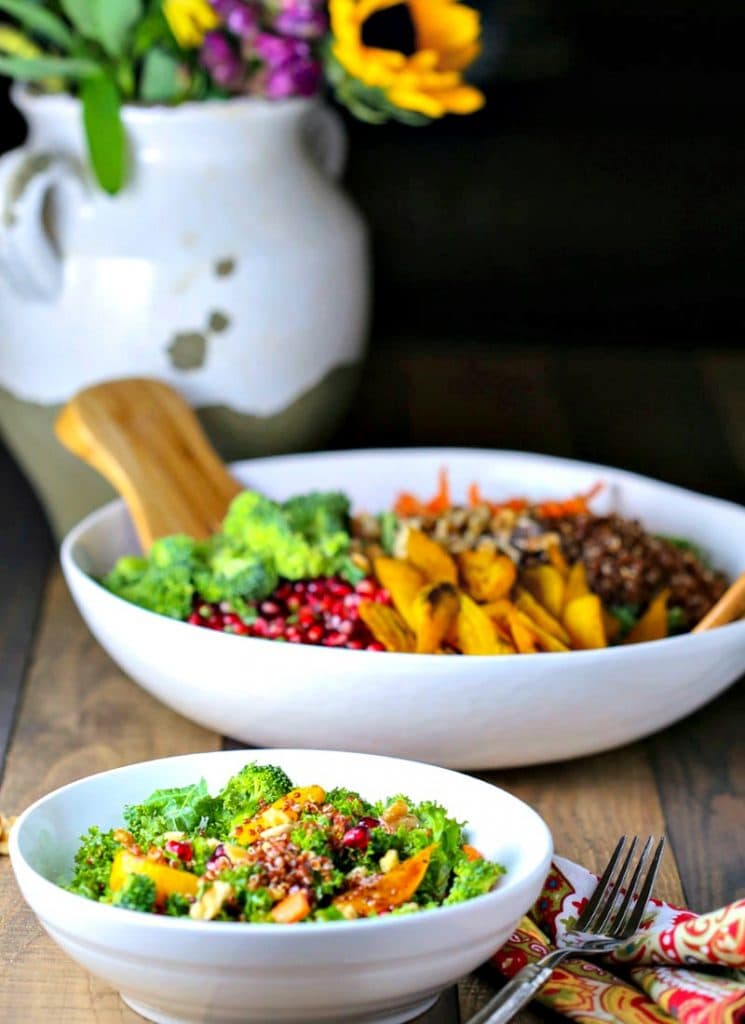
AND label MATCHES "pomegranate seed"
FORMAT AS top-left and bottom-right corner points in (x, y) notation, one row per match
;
(358, 816), (380, 830)
(355, 579), (375, 596)
(306, 625), (323, 643)
(260, 600), (279, 616)
(341, 825), (370, 851)
(165, 839), (193, 862)
(298, 608), (316, 626)
(232, 622), (249, 636)
(188, 612), (201, 626)
(223, 612), (242, 627)
(347, 640), (363, 649)
(367, 642), (385, 652)
(286, 595), (301, 611)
